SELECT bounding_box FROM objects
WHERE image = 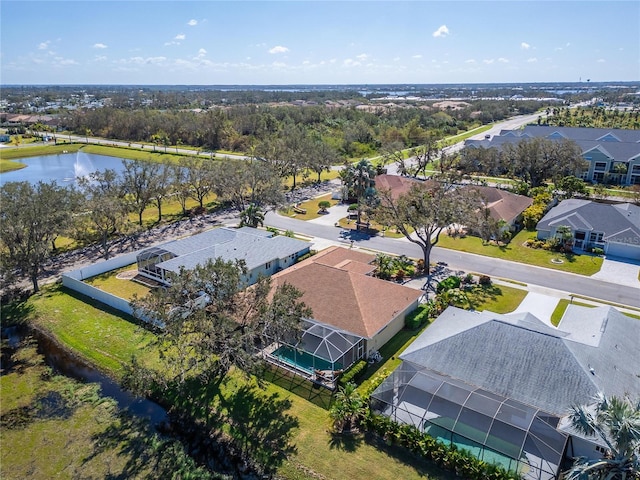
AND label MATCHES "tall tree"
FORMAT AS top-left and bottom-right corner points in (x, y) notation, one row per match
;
(0, 181), (77, 292)
(341, 159), (377, 227)
(183, 157), (216, 209)
(131, 258), (311, 388)
(501, 138), (587, 188)
(565, 394), (640, 480)
(374, 181), (480, 279)
(77, 169), (130, 260)
(121, 159), (160, 225)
